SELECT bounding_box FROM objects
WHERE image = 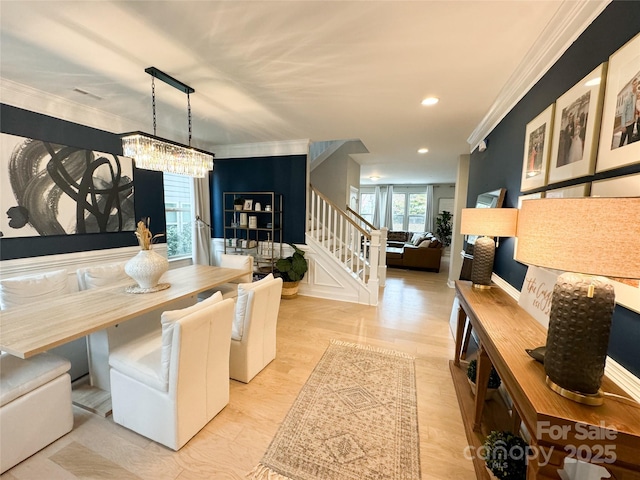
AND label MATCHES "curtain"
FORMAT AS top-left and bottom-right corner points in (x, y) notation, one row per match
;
(192, 176), (212, 265)
(372, 186), (382, 229)
(424, 184), (434, 233)
(383, 185), (394, 229)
